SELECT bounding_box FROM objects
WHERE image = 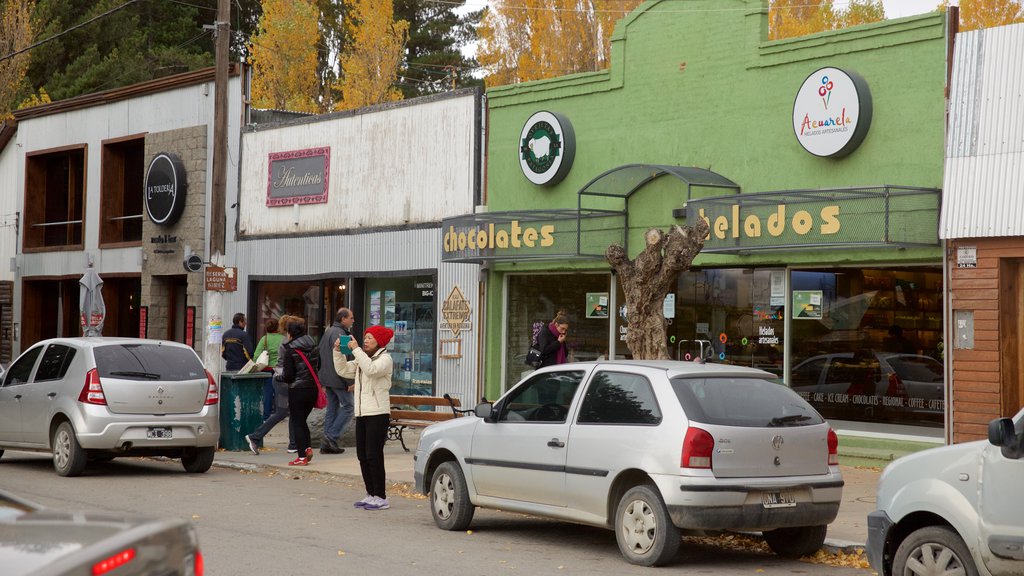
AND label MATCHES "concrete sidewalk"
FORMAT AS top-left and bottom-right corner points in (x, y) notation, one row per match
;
(214, 421), (882, 552)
